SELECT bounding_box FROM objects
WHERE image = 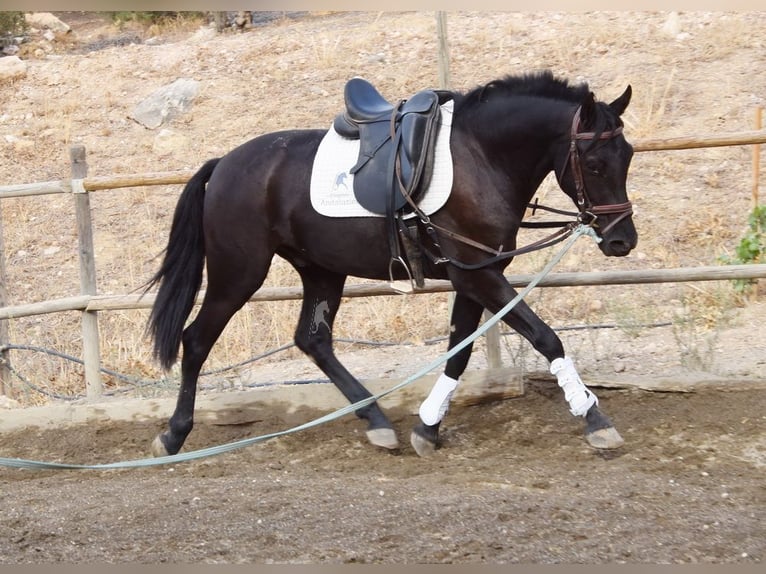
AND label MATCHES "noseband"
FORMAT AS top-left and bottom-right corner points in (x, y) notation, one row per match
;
(566, 106), (633, 235)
